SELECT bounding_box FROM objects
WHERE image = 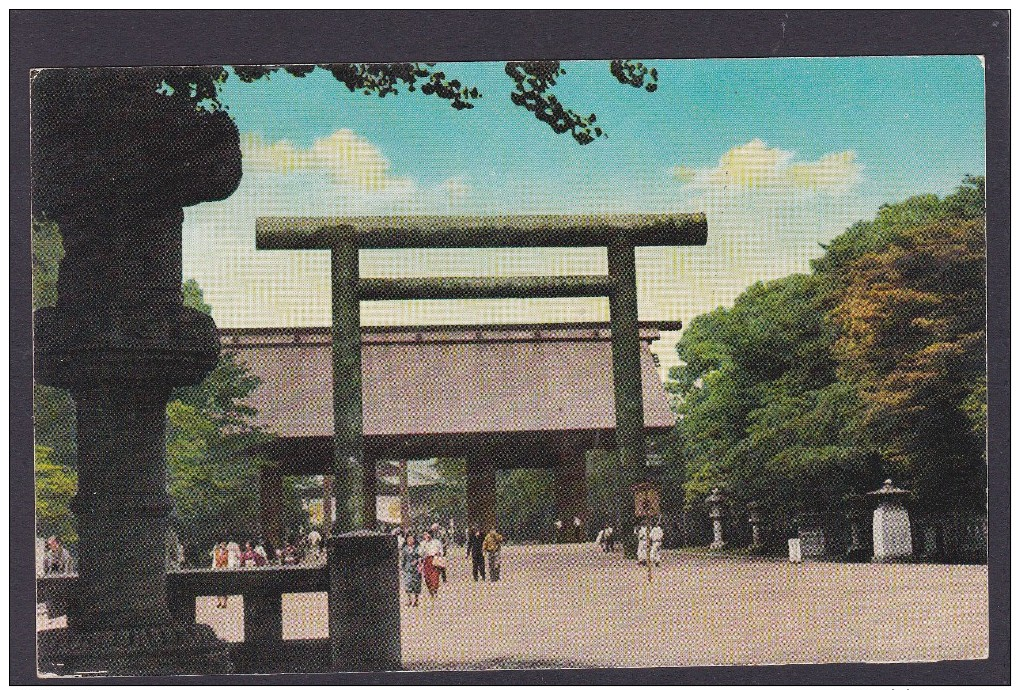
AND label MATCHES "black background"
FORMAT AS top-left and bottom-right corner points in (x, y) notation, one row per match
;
(10, 10), (1010, 686)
